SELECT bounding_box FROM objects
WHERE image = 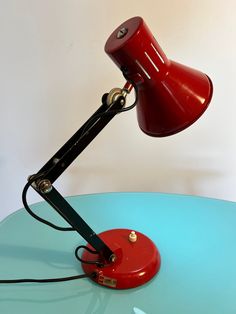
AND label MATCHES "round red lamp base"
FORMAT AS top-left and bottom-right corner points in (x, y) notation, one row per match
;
(82, 229), (161, 289)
